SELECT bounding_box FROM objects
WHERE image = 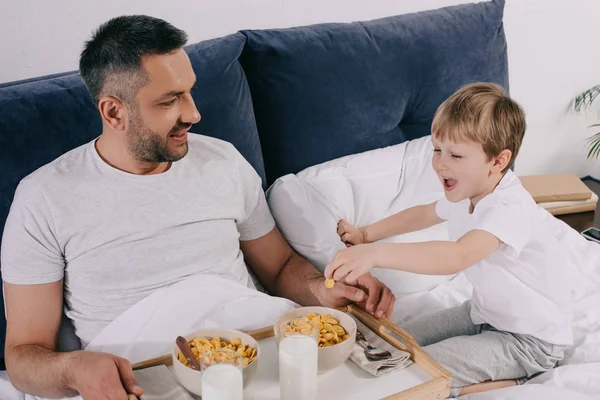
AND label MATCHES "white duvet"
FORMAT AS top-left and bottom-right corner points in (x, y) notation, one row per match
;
(0, 275), (298, 400)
